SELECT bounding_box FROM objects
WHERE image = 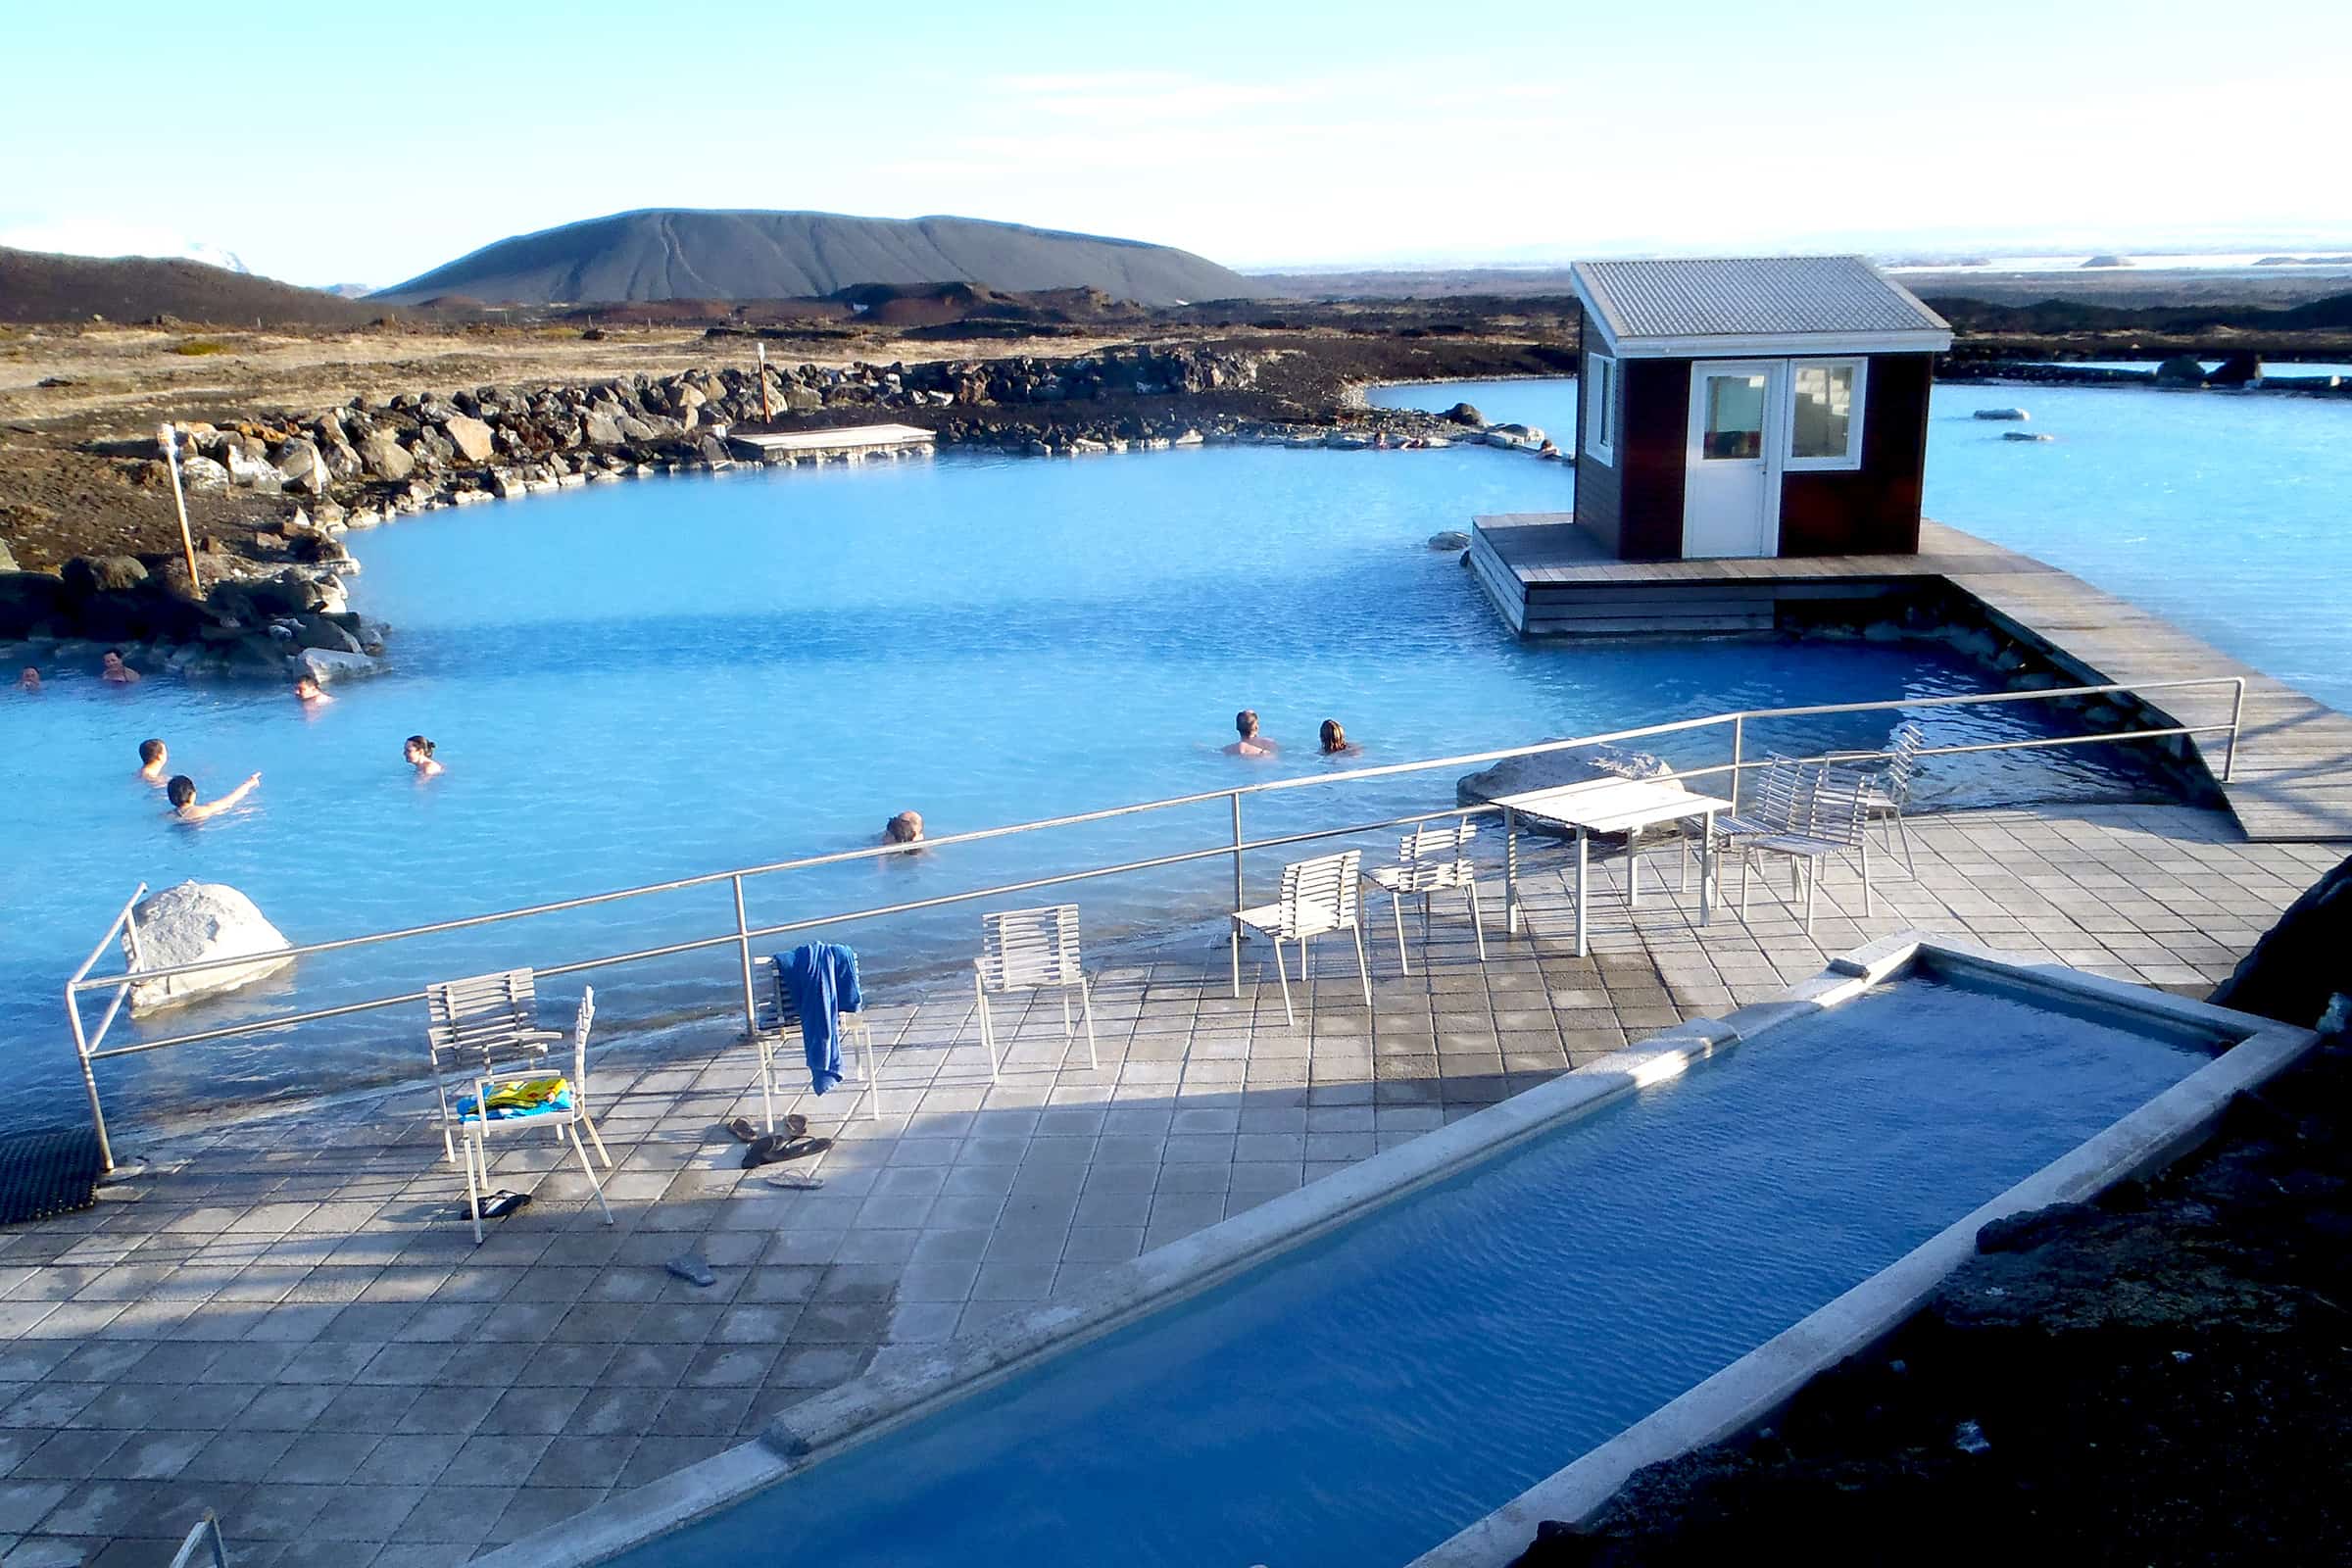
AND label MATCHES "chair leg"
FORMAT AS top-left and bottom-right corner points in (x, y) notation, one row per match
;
(1893, 806), (1916, 877)
(1060, 992), (1073, 1038)
(1466, 878), (1489, 961)
(975, 976), (1001, 1085)
(1803, 859), (1820, 935)
(1391, 890), (1410, 976)
(1271, 934), (1295, 1027)
(437, 1085), (456, 1164)
(577, 1101), (613, 1169)
(569, 1124), (614, 1227)
(1350, 923), (1372, 1007)
(1077, 981), (1100, 1068)
(1859, 831), (1873, 916)
(758, 1036), (775, 1135)
(463, 1130), (486, 1247)
(864, 1026), (880, 1121)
